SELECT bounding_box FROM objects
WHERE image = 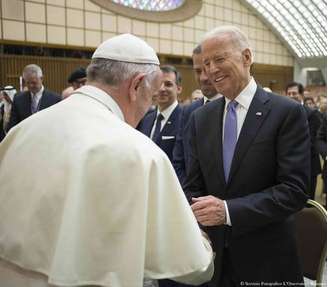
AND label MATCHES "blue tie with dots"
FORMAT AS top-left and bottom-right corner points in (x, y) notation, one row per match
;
(223, 100), (238, 181)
